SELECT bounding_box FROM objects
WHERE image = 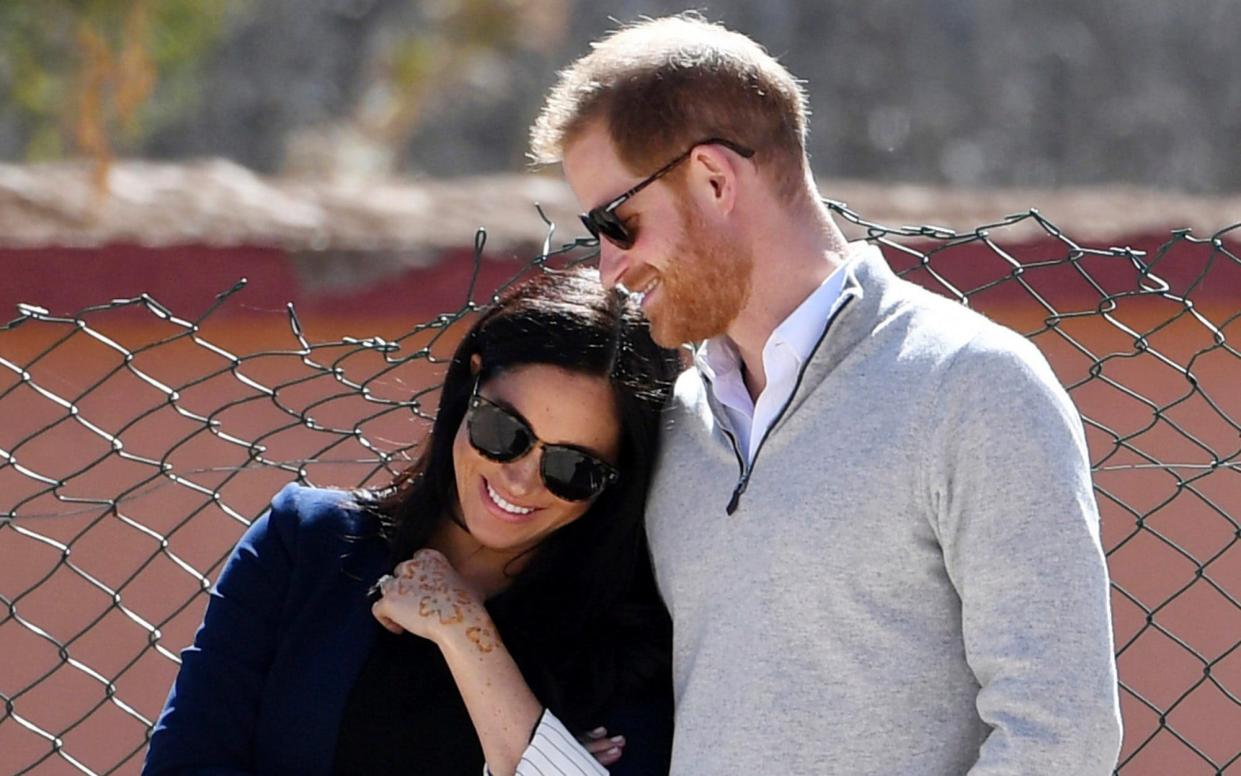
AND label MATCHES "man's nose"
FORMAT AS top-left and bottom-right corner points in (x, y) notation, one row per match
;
(598, 240), (629, 291)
